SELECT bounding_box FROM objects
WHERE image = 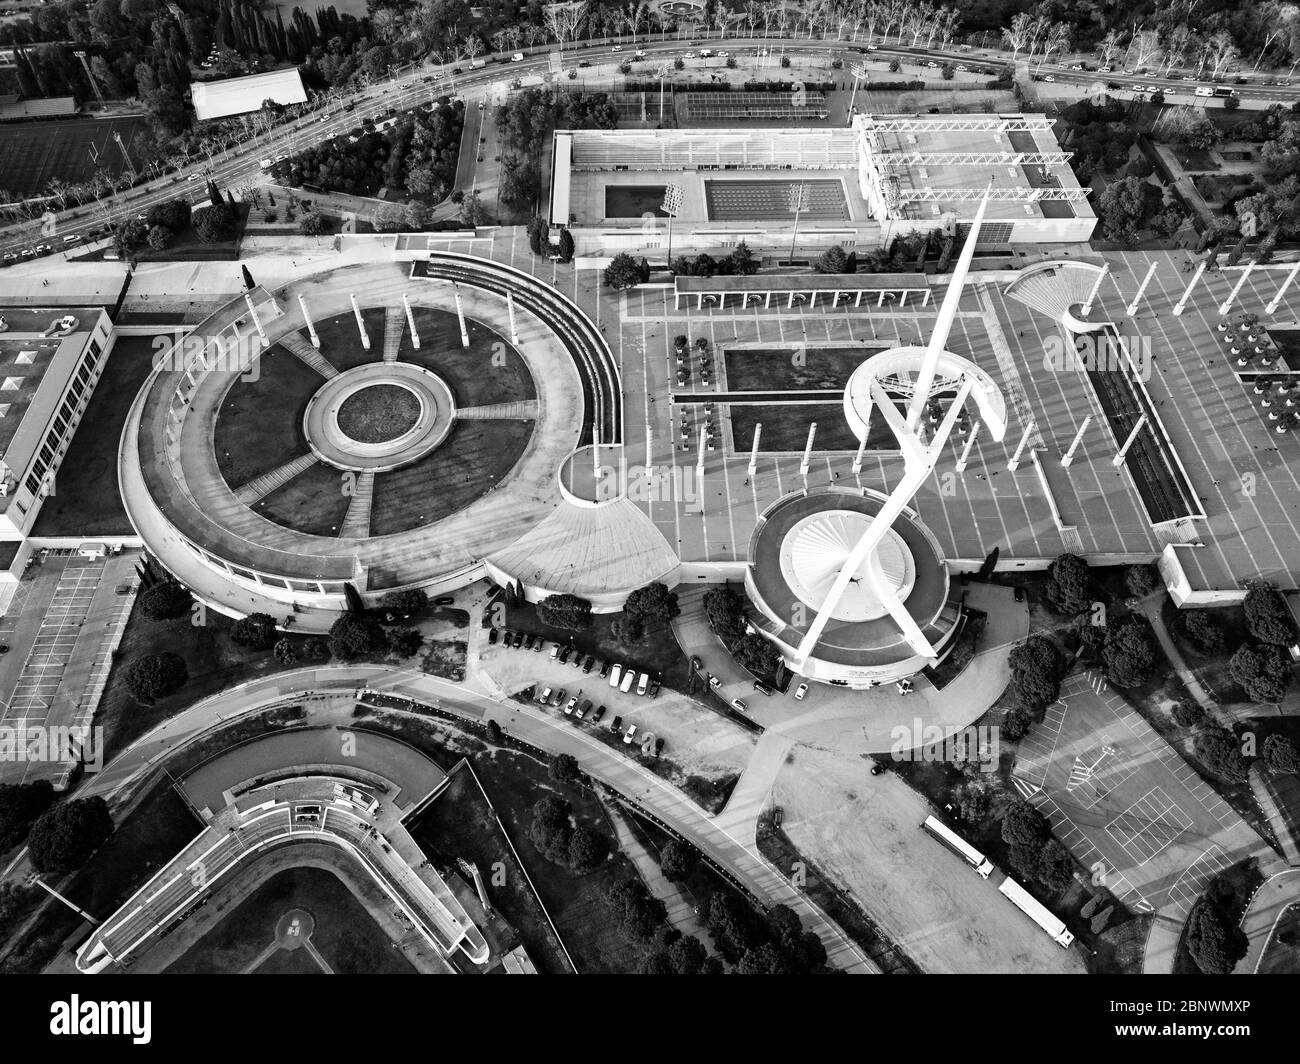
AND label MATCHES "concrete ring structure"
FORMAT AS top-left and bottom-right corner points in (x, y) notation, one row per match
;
(118, 254), (643, 626)
(303, 362), (456, 472)
(746, 487), (963, 688)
